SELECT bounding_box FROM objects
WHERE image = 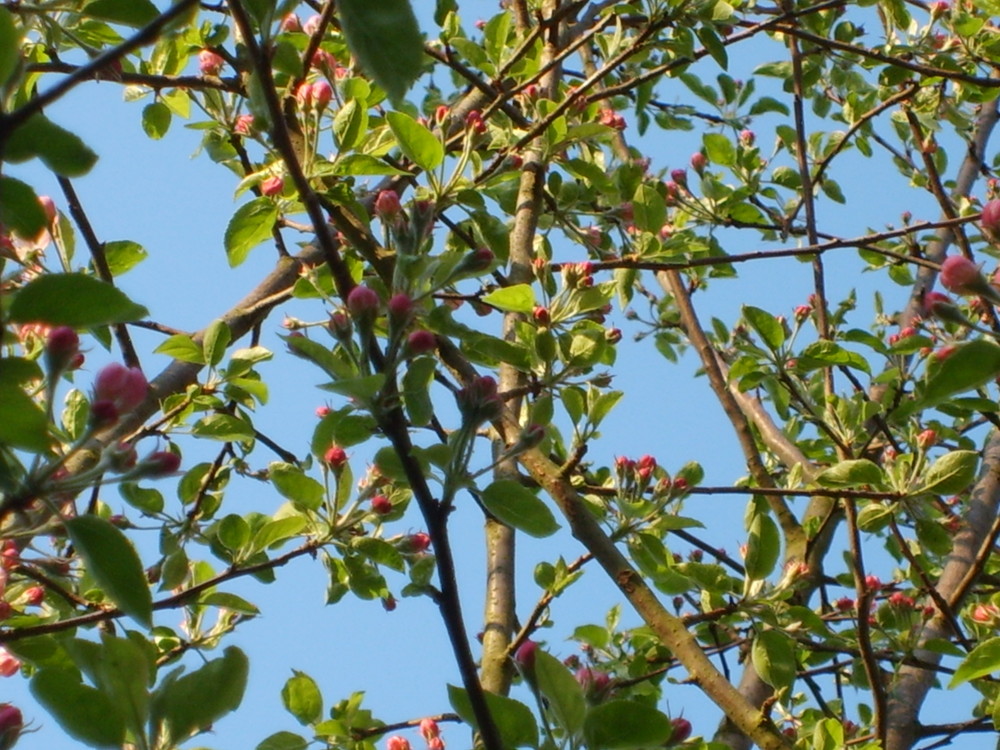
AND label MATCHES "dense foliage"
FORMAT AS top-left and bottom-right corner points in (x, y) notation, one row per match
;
(3, 0), (1000, 749)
